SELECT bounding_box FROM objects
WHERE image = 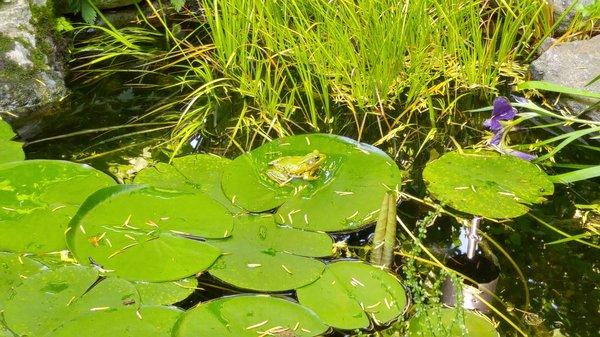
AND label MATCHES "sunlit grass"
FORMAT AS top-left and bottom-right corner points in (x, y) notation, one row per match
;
(69, 0), (552, 158)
